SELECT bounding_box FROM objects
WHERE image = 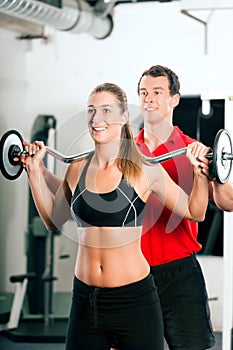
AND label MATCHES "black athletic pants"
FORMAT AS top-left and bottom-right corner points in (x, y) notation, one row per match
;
(65, 273), (164, 350)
